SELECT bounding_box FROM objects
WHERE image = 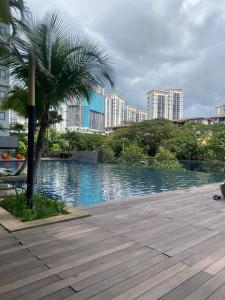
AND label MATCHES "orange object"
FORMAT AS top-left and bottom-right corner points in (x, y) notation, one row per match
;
(2, 153), (10, 160)
(16, 153), (25, 160)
